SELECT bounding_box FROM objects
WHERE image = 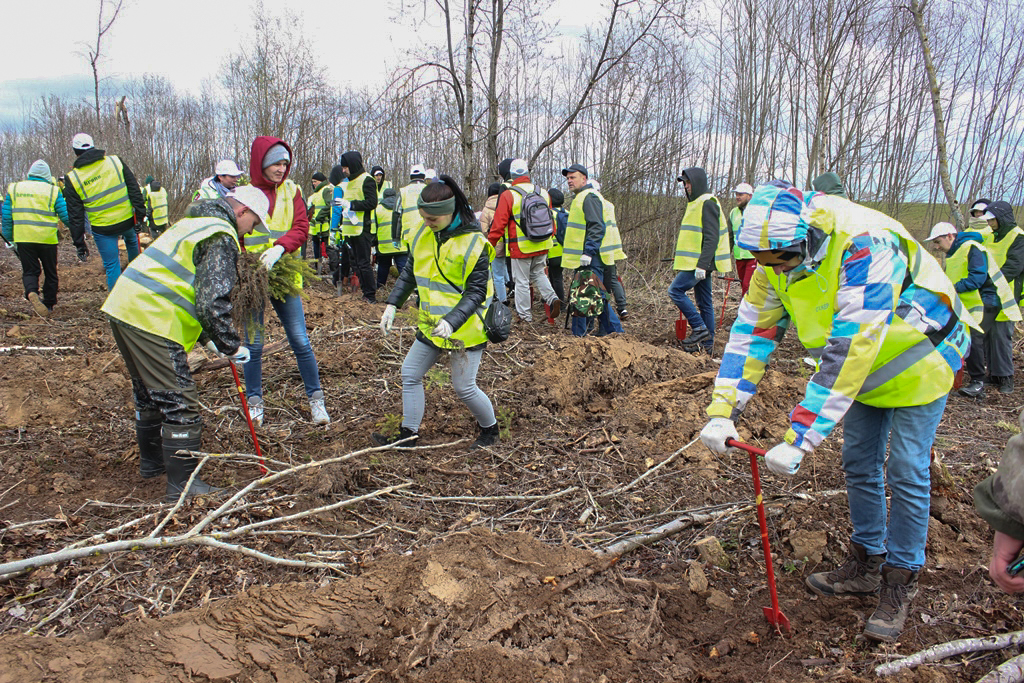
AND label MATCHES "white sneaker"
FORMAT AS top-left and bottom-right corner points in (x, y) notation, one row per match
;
(309, 390), (329, 425)
(247, 395), (264, 427)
